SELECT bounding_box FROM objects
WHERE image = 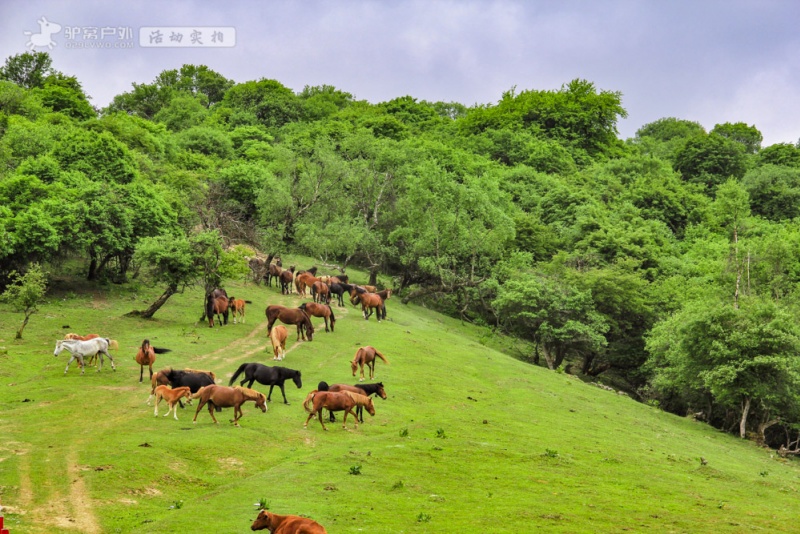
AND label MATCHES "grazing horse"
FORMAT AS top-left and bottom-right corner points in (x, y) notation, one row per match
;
(266, 305), (315, 341)
(149, 368), (216, 404)
(229, 362), (302, 404)
(135, 339), (171, 383)
(279, 266), (296, 294)
(54, 338), (116, 375)
(298, 302), (335, 333)
(228, 297), (252, 324)
(360, 290), (390, 321)
(206, 290), (229, 327)
(251, 510), (328, 533)
(192, 385), (267, 426)
(351, 346), (389, 381)
(328, 382), (387, 423)
(303, 390), (374, 430)
(269, 325), (288, 360)
(153, 385), (193, 420)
